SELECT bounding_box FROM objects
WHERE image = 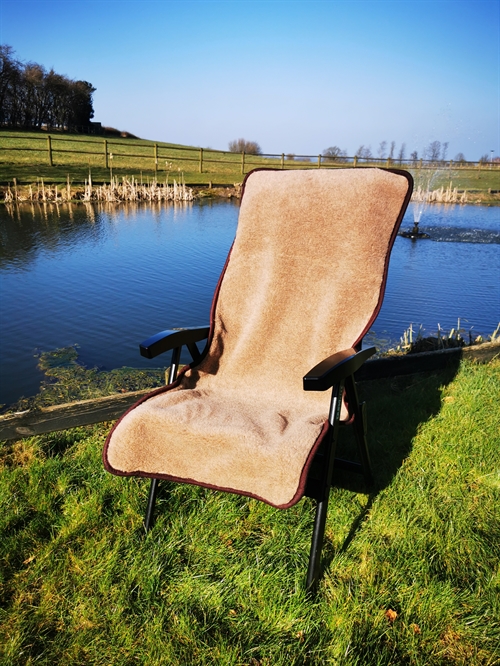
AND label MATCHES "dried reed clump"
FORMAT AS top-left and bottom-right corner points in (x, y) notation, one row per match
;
(2, 175), (194, 204)
(411, 183), (468, 204)
(82, 175), (194, 202)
